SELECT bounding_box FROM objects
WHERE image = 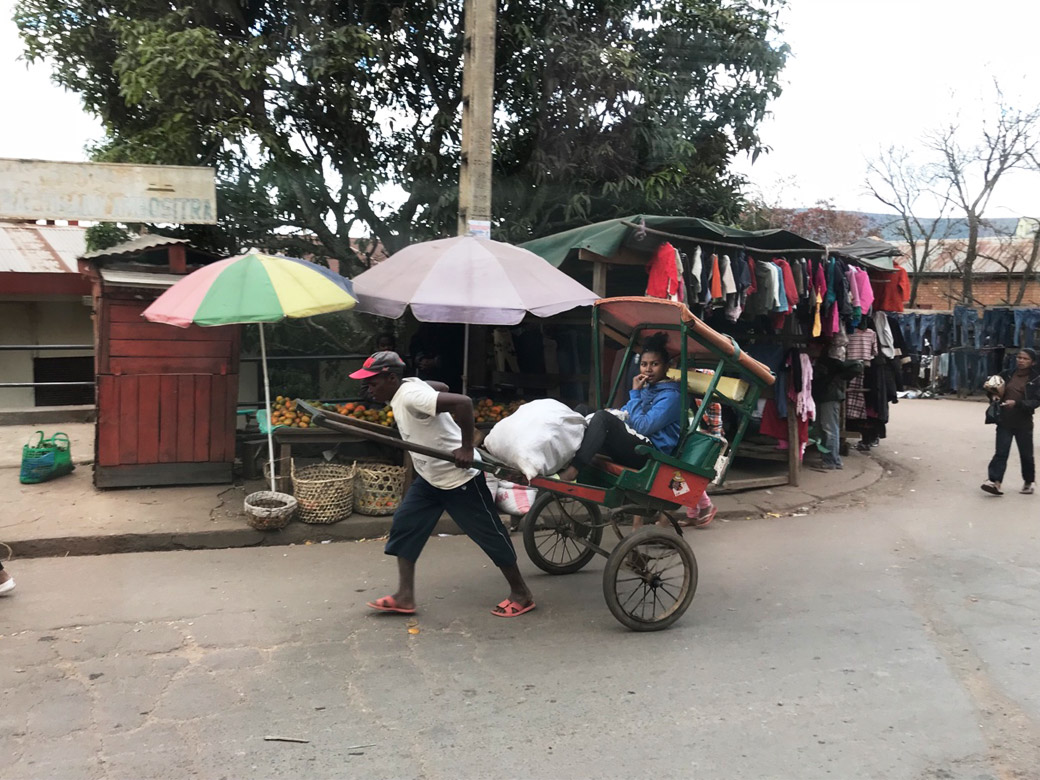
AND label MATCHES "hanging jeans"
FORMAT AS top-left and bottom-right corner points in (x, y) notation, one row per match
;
(981, 308), (1015, 347)
(949, 349), (987, 393)
(953, 305), (981, 348)
(817, 400), (843, 468)
(898, 313), (923, 353)
(1013, 309), (1040, 348)
(988, 425), (1035, 484)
